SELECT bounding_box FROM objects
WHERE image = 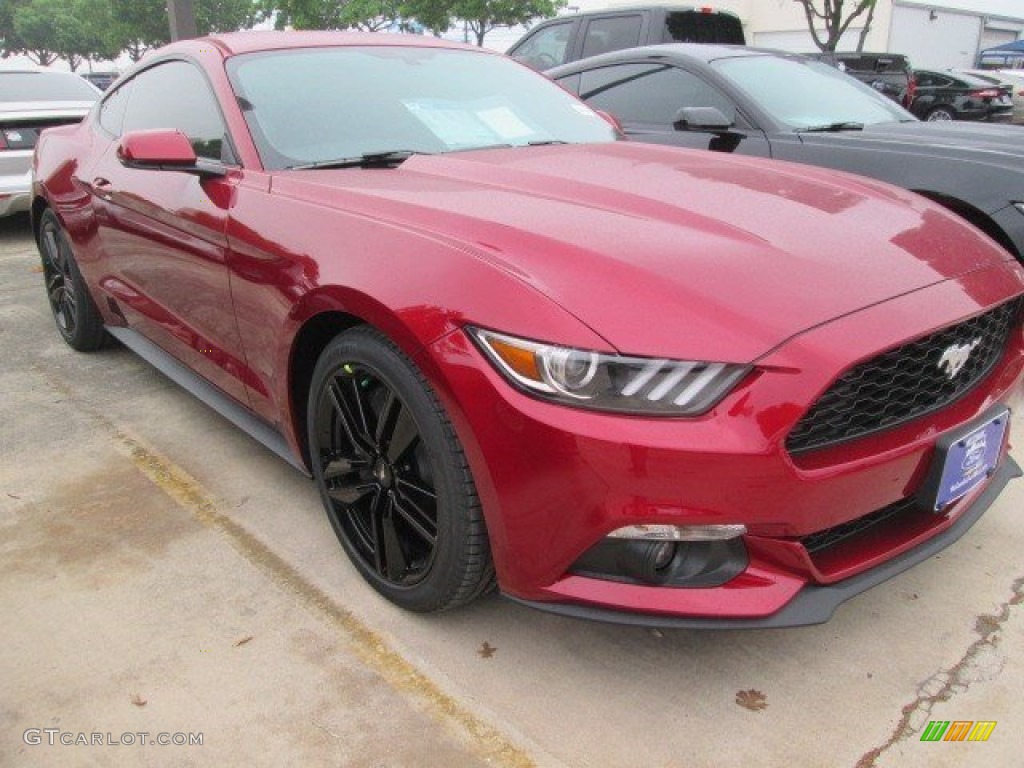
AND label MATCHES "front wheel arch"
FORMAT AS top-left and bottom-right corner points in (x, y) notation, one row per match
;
(912, 190), (1021, 261)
